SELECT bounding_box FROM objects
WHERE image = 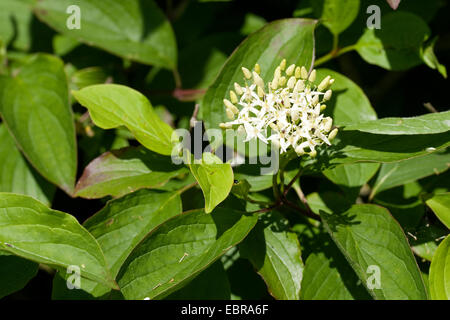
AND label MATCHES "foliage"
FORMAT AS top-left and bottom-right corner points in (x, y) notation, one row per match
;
(0, 0), (449, 300)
